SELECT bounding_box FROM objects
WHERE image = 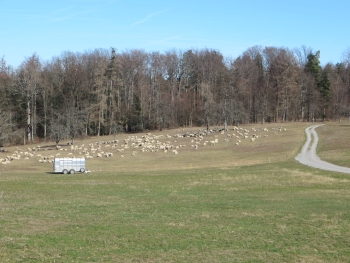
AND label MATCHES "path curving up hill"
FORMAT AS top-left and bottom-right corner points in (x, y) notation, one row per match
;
(295, 124), (350, 174)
